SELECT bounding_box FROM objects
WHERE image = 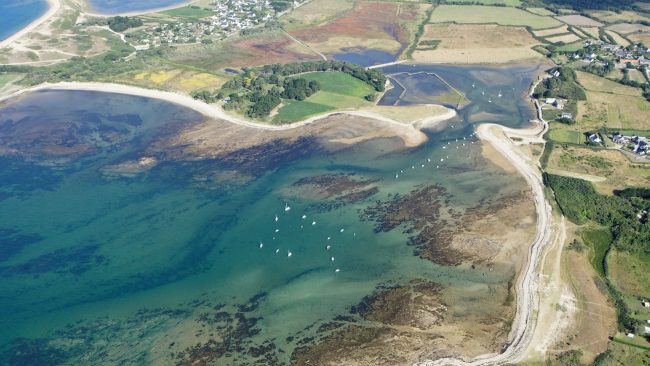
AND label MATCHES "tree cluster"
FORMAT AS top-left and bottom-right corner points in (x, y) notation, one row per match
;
(270, 0), (292, 12)
(543, 173), (650, 254)
(534, 67), (586, 100)
(192, 60), (385, 118)
(281, 78), (320, 100)
(107, 16), (144, 32)
(523, 0), (638, 11)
